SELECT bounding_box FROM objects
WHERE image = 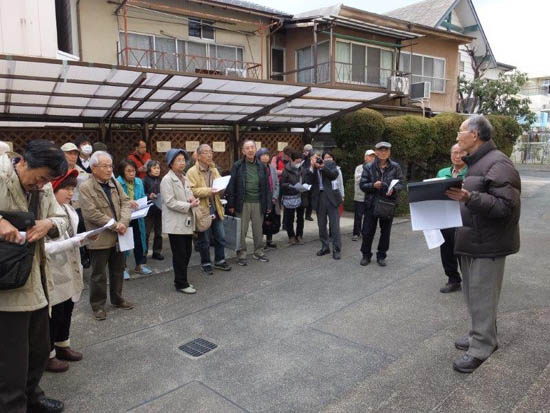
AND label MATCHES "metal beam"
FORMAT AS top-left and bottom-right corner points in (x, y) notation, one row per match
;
(102, 72), (146, 121)
(237, 87), (311, 124)
(145, 77), (202, 122)
(306, 93), (390, 127)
